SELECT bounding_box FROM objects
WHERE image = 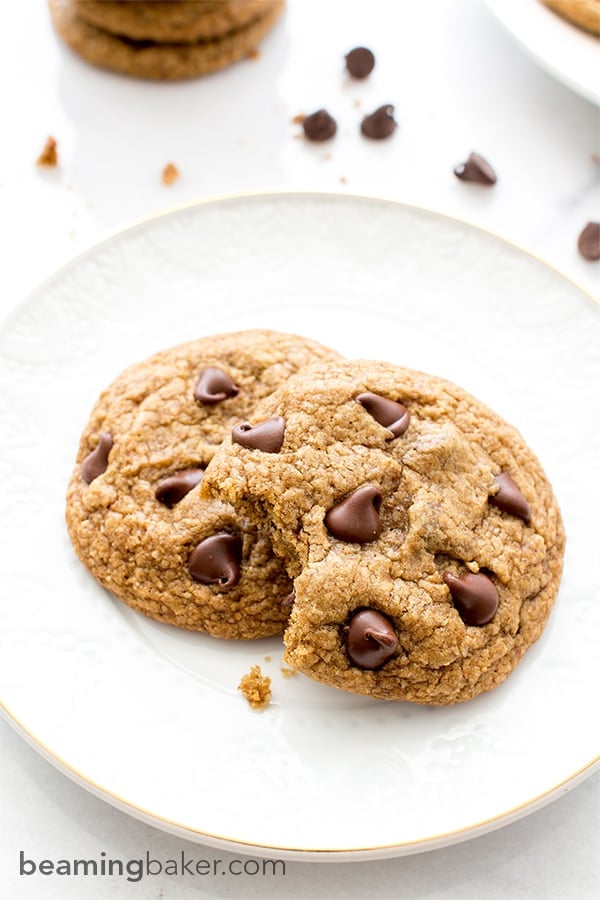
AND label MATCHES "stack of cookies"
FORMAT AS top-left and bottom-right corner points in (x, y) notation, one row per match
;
(67, 330), (565, 705)
(49, 0), (285, 80)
